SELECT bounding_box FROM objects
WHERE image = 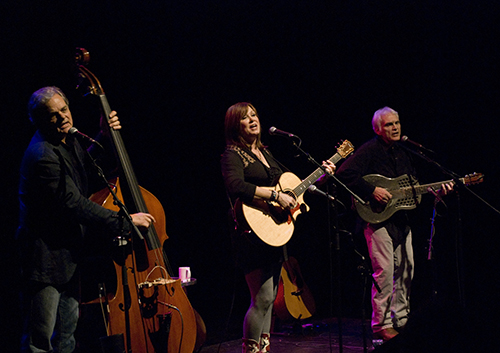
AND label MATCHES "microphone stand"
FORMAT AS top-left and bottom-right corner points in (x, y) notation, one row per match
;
(351, 234), (381, 353)
(290, 139), (366, 205)
(426, 191), (441, 300)
(427, 169), (500, 307)
(289, 139), (365, 353)
(85, 148), (144, 353)
(398, 143), (477, 309)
